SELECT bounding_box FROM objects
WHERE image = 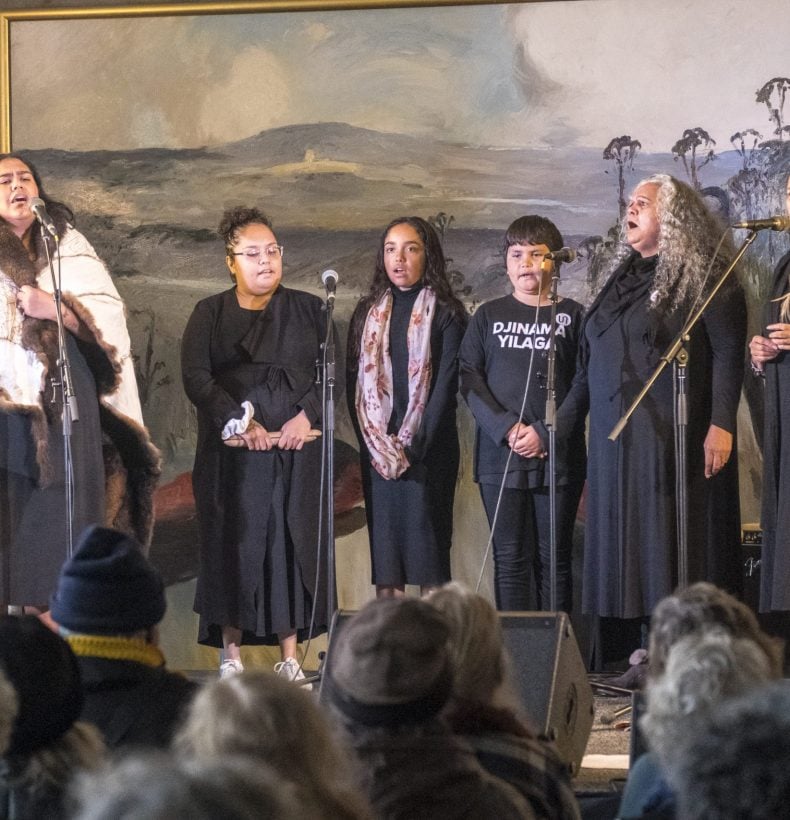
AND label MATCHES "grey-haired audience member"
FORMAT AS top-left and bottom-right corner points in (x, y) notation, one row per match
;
(49, 524), (196, 750)
(174, 670), (372, 820)
(0, 615), (105, 819)
(672, 680), (790, 820)
(72, 753), (310, 820)
(618, 626), (779, 820)
(647, 582), (783, 678)
(429, 583), (580, 820)
(324, 597), (534, 819)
